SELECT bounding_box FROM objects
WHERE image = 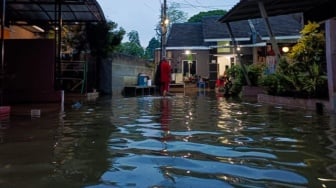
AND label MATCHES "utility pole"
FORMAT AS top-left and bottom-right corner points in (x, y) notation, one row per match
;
(1, 0), (6, 74)
(160, 0), (167, 59)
